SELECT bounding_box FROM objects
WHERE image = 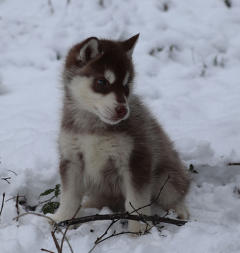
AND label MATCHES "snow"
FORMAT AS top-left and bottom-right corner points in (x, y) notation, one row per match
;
(0, 0), (240, 252)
